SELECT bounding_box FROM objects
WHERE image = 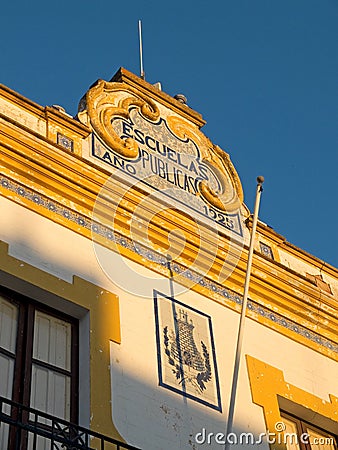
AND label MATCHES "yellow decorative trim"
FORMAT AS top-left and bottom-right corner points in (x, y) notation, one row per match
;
(1, 166), (338, 361)
(1, 158), (338, 360)
(45, 107), (90, 156)
(83, 73), (244, 214)
(86, 79), (160, 158)
(110, 67), (206, 128)
(1, 74), (338, 364)
(166, 115), (243, 211)
(246, 356), (338, 450)
(0, 240), (122, 441)
(0, 84), (90, 158)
